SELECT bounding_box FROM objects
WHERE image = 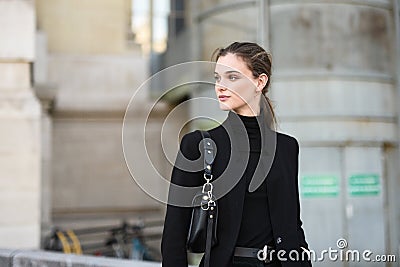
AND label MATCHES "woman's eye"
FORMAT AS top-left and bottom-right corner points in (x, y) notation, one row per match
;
(229, 75), (238, 81)
(214, 75), (220, 82)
